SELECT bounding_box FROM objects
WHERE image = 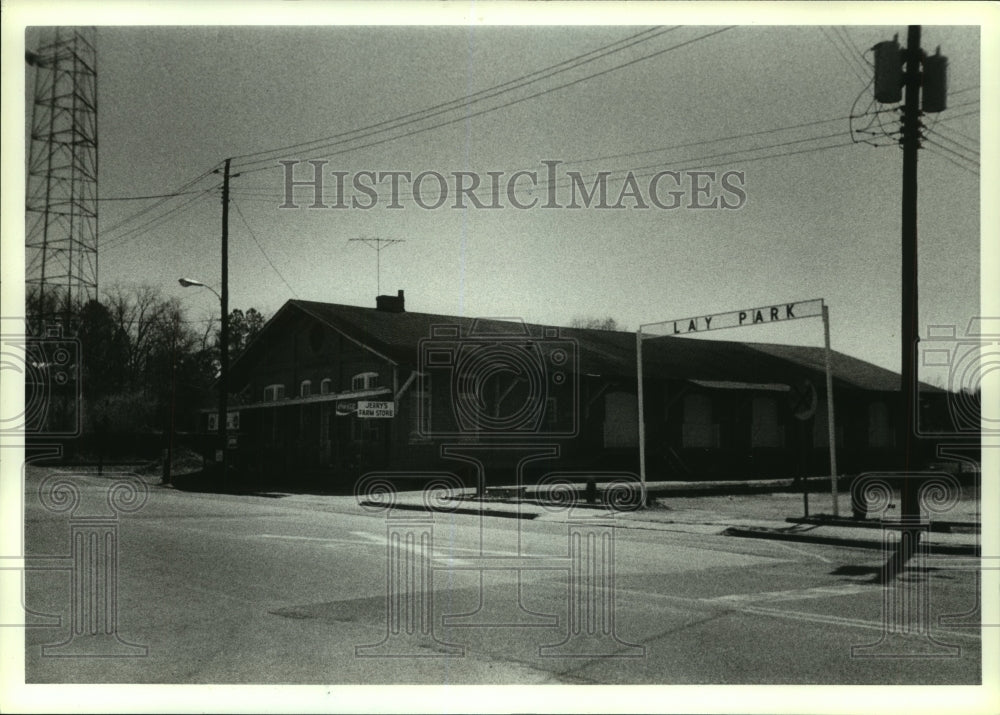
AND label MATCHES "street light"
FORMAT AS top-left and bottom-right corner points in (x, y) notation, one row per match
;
(178, 277), (221, 300)
(179, 276), (228, 481)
